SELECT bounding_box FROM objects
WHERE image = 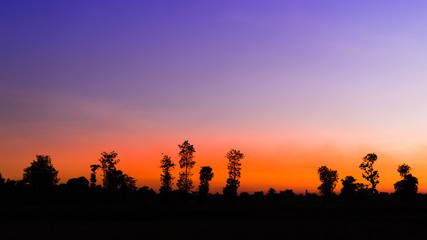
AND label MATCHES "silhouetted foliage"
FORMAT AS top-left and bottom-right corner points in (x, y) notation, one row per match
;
(67, 177), (89, 192)
(279, 189), (295, 199)
(89, 164), (100, 188)
(177, 140), (196, 193)
(22, 155), (59, 190)
(198, 166), (214, 198)
(394, 163), (418, 199)
(317, 165), (338, 196)
(239, 192), (250, 201)
(359, 153), (380, 194)
(0, 172), (4, 185)
(254, 191), (264, 200)
(0, 173), (4, 199)
(397, 164), (411, 177)
(6, 144), (427, 224)
(341, 176), (365, 199)
(223, 149), (244, 198)
(137, 186), (156, 199)
(268, 188), (276, 197)
(159, 154), (175, 194)
(91, 151), (136, 191)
